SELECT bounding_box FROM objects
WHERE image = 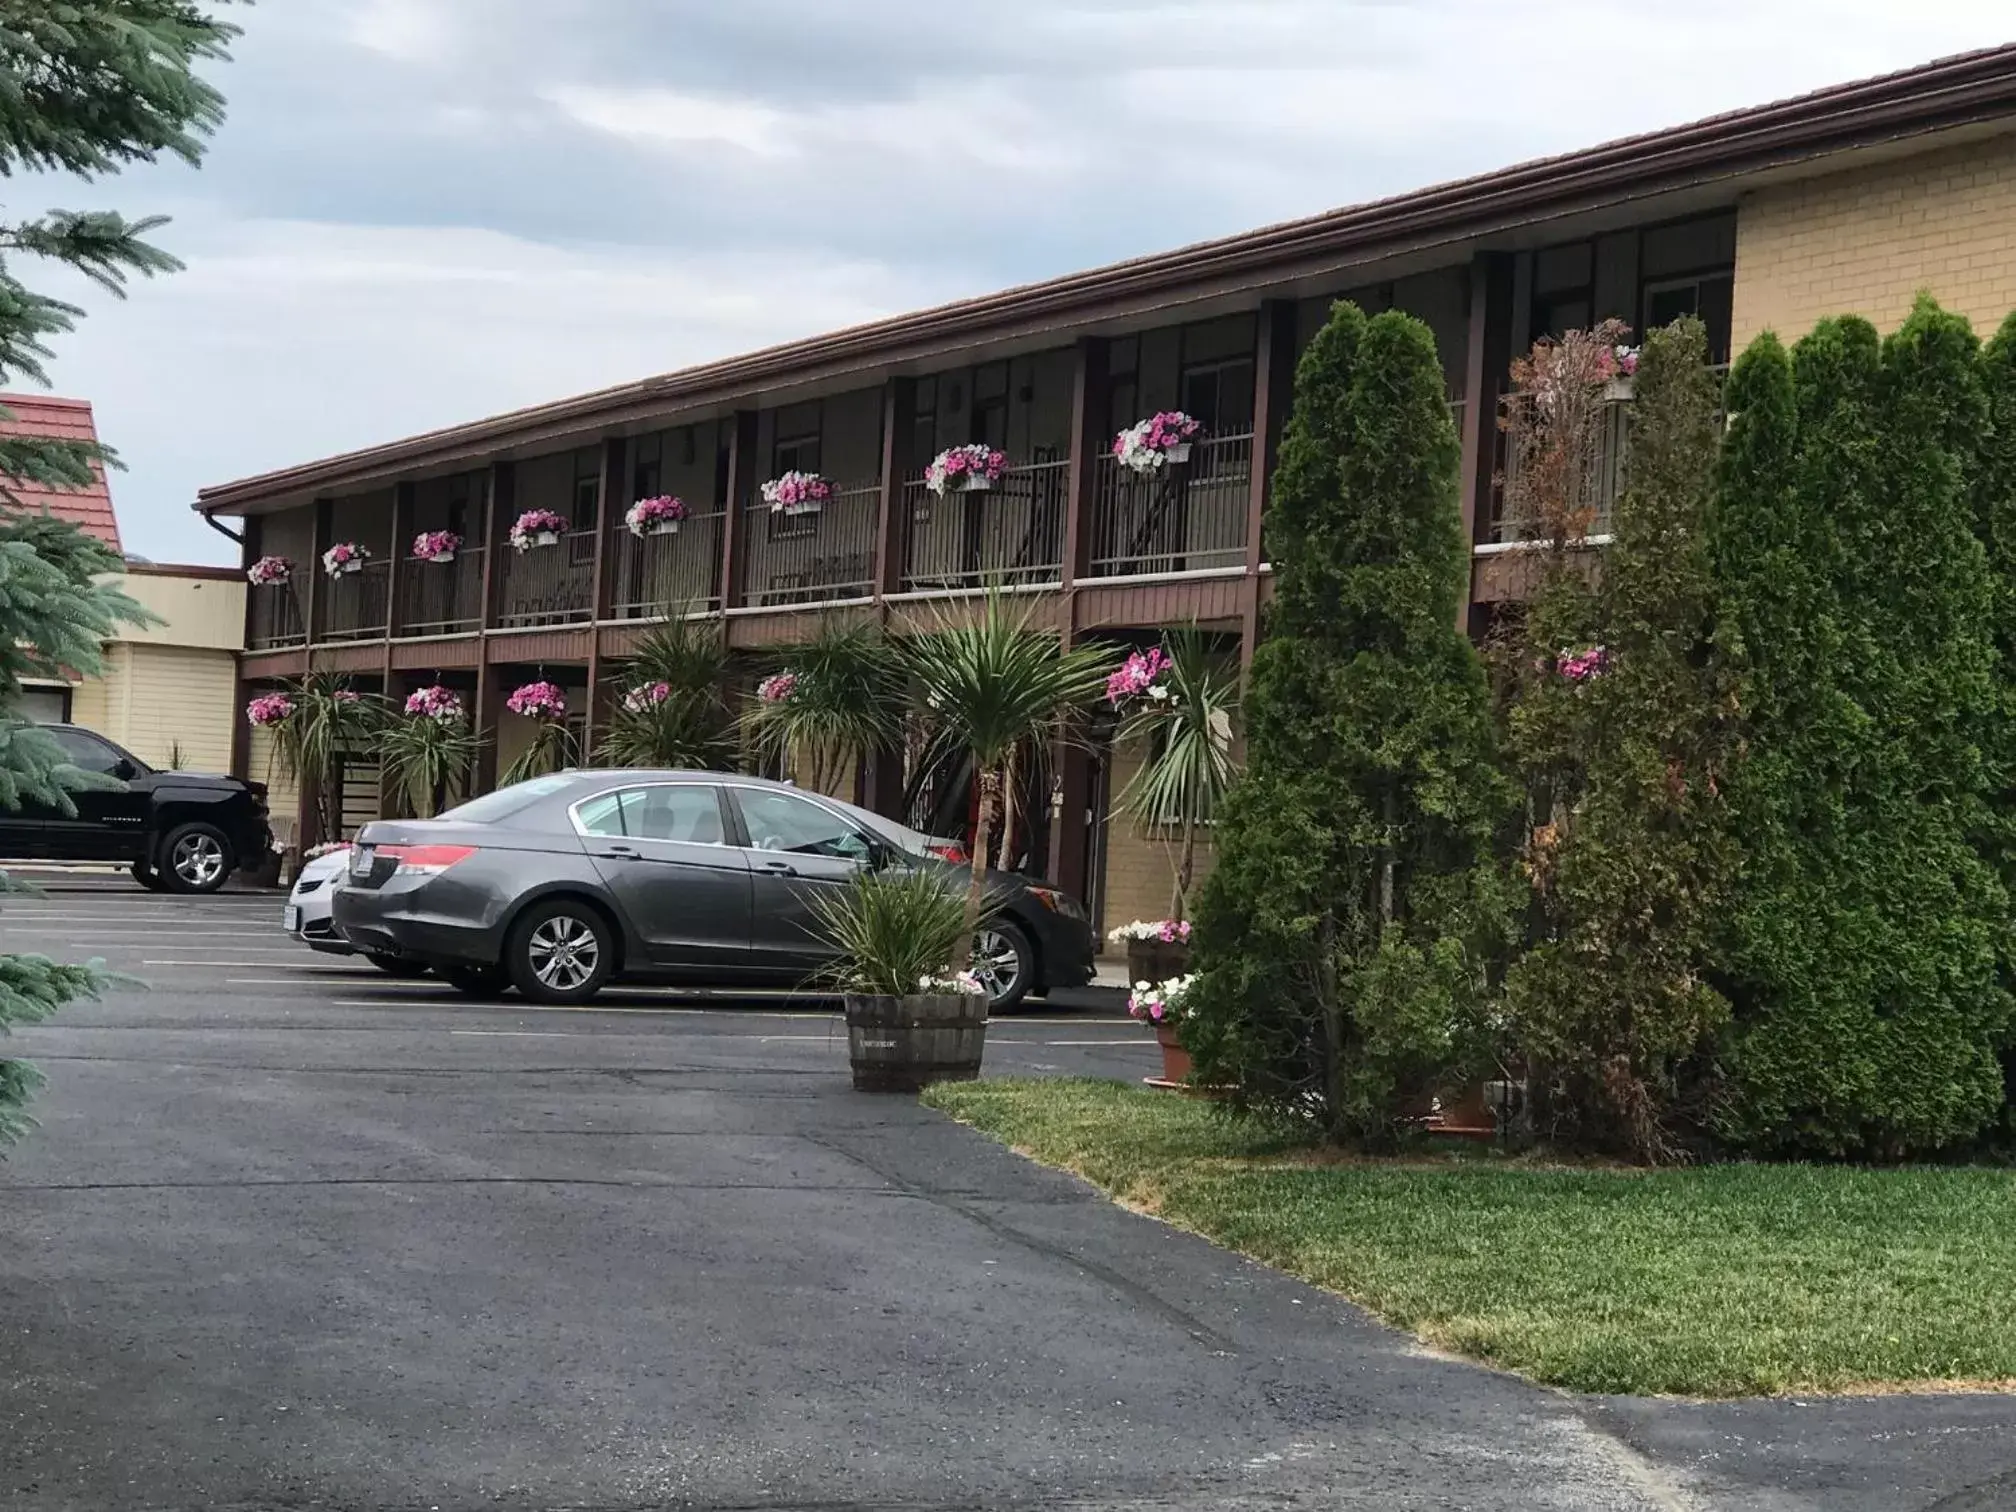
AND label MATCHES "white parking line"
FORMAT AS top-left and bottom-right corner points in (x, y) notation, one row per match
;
(449, 1030), (569, 1038)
